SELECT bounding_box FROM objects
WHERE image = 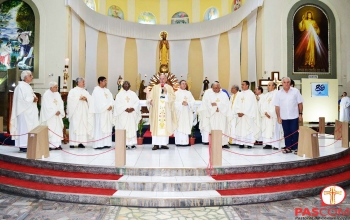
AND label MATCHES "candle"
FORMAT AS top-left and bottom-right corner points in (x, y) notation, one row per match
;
(58, 76), (61, 93)
(65, 58), (69, 66)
